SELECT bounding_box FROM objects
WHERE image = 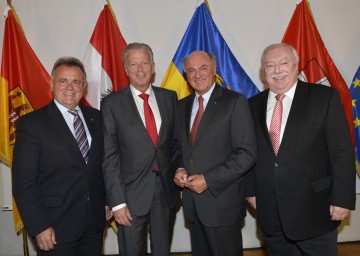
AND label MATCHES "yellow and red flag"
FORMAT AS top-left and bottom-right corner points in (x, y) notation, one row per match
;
(282, 0), (354, 143)
(82, 1), (129, 109)
(0, 5), (52, 233)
